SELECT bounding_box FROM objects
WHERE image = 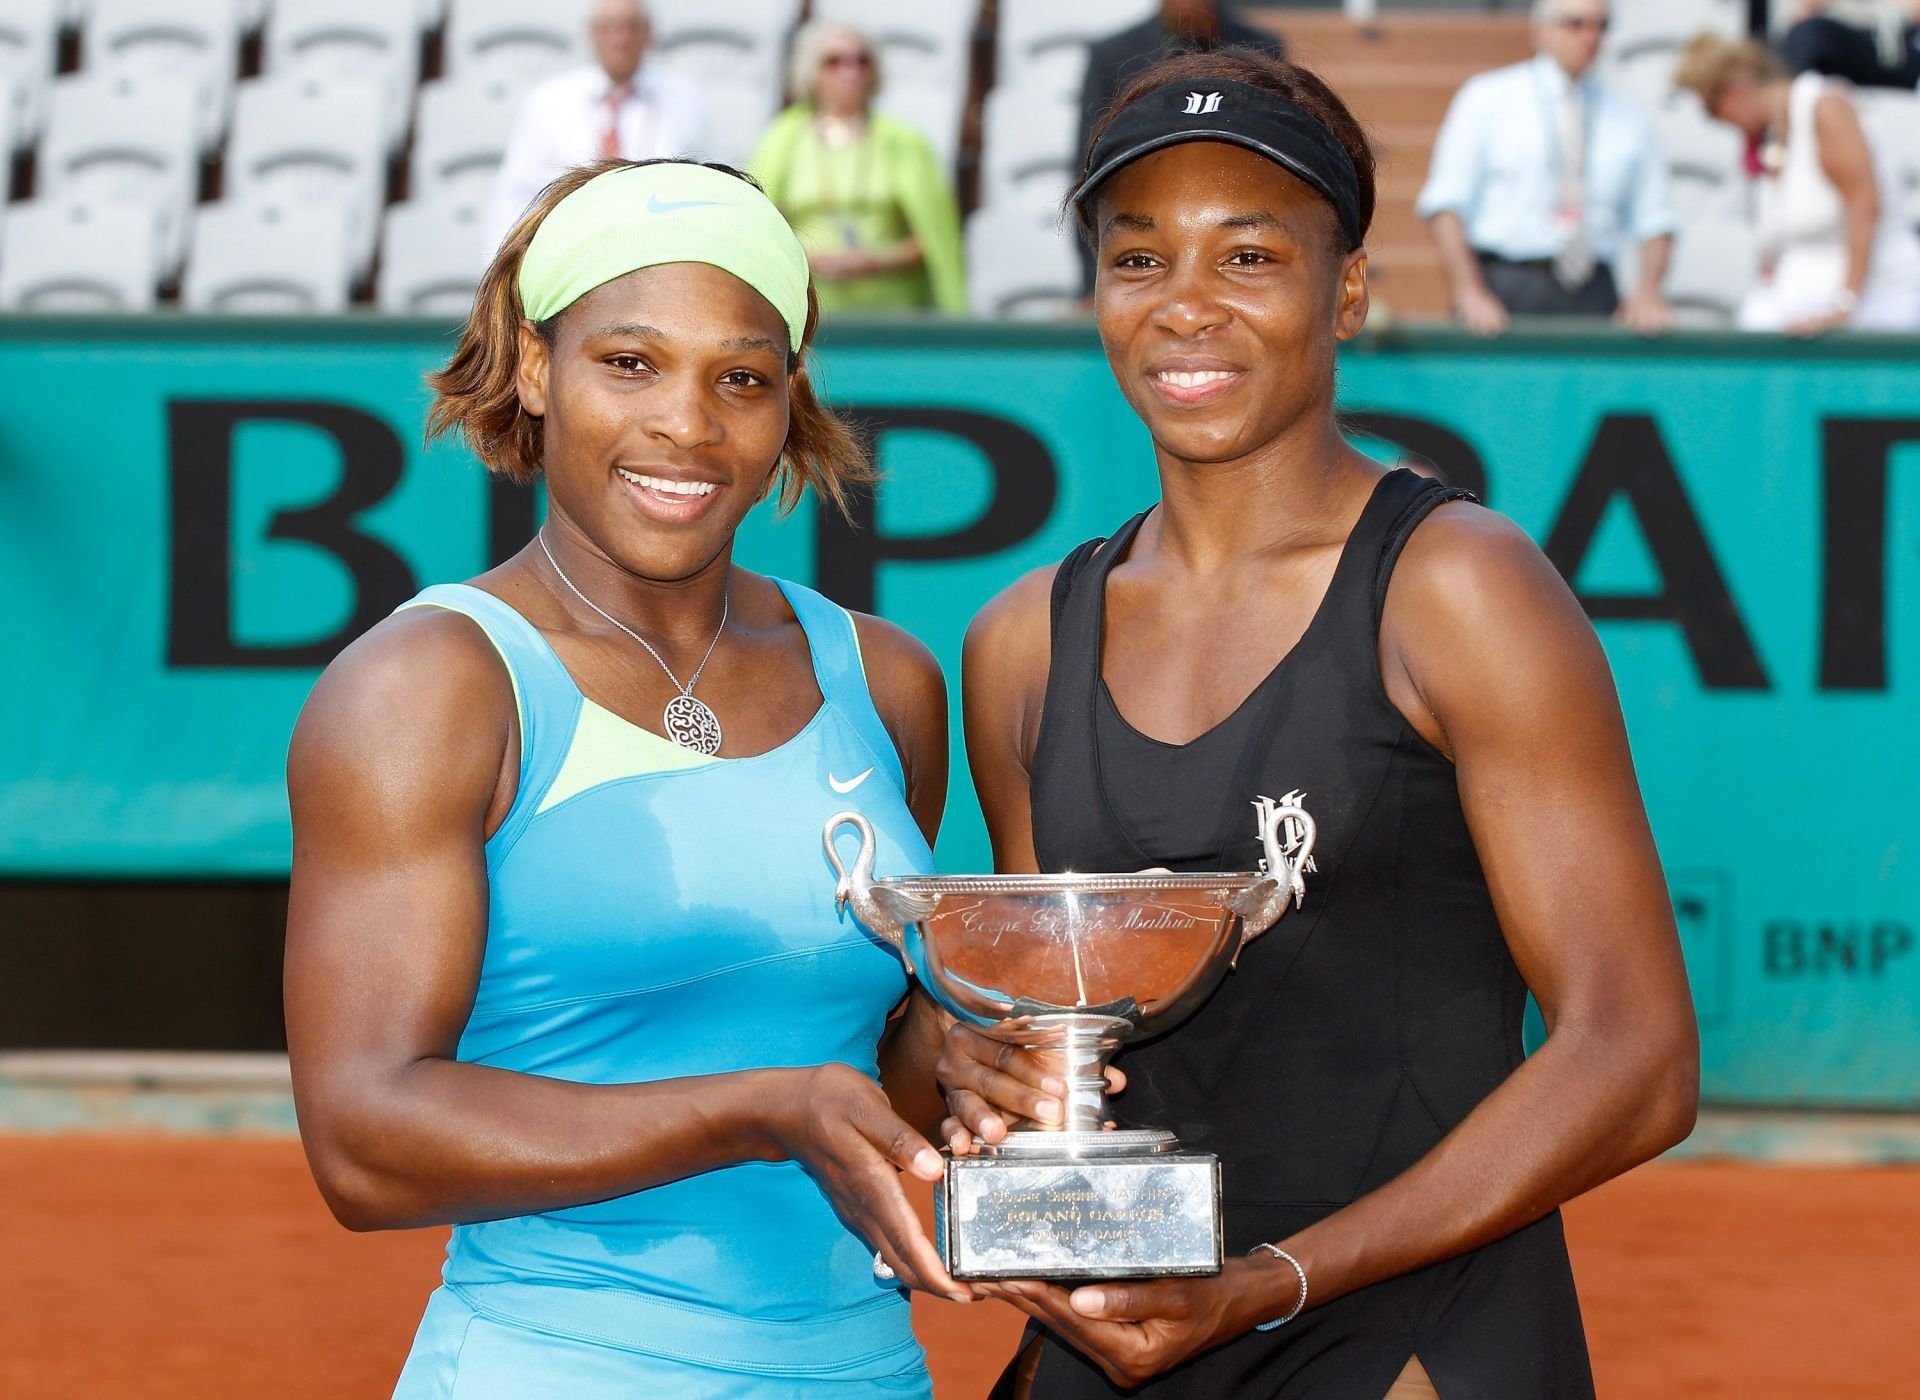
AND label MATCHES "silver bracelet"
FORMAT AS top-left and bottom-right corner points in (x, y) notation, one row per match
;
(1248, 1243), (1307, 1331)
